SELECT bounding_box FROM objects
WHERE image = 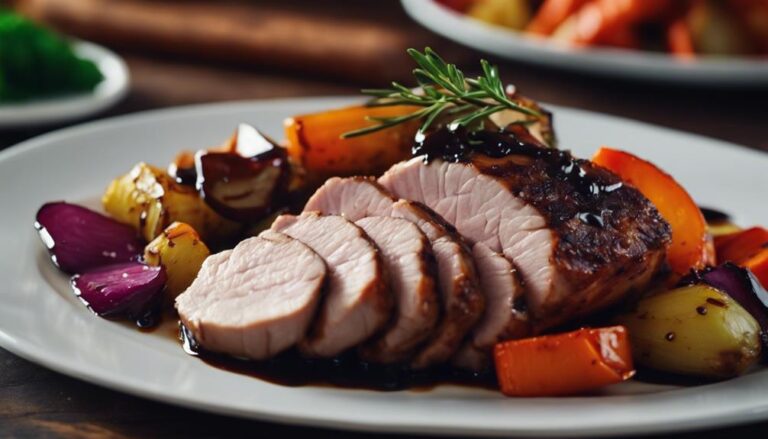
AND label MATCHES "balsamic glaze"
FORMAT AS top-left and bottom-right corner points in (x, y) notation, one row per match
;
(179, 324), (496, 391)
(416, 125), (624, 228)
